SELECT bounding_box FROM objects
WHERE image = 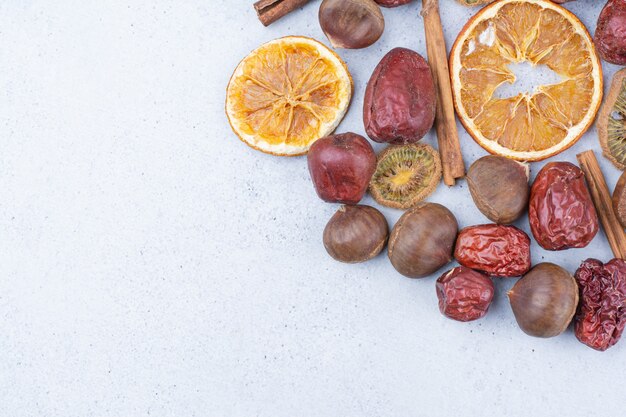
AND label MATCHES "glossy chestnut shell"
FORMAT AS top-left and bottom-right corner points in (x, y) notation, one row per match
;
(466, 155), (529, 224)
(323, 205), (388, 263)
(508, 263), (579, 338)
(388, 203), (458, 278)
(319, 0), (384, 49)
